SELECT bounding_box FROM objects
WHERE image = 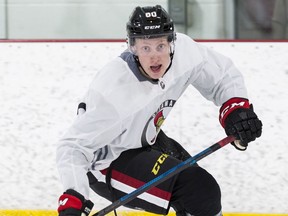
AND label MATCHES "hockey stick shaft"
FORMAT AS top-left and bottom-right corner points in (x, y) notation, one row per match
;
(93, 135), (235, 216)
